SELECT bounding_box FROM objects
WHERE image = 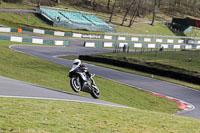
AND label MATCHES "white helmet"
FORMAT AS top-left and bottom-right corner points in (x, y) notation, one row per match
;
(70, 59), (81, 72)
(73, 59), (81, 66)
